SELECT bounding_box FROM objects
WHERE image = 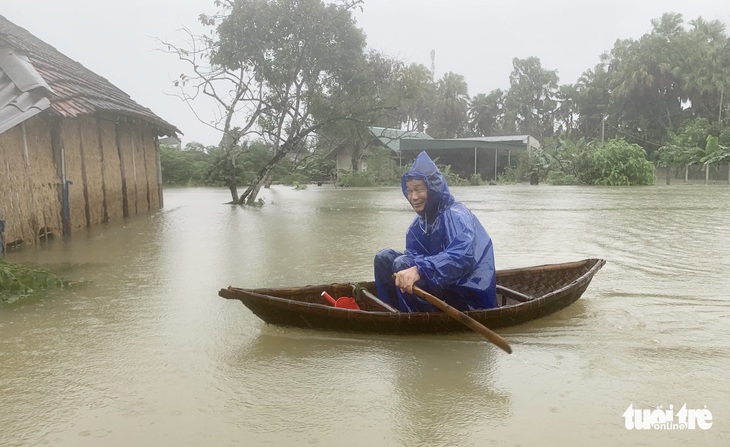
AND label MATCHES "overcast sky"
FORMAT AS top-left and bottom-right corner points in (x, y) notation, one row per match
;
(2, 0), (728, 146)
